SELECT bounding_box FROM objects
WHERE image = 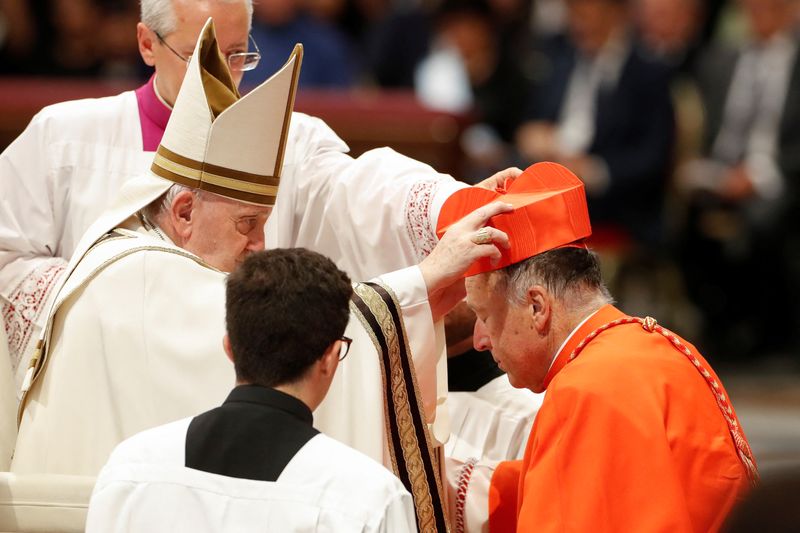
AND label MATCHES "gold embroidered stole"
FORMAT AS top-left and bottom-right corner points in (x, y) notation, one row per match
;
(350, 282), (450, 533)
